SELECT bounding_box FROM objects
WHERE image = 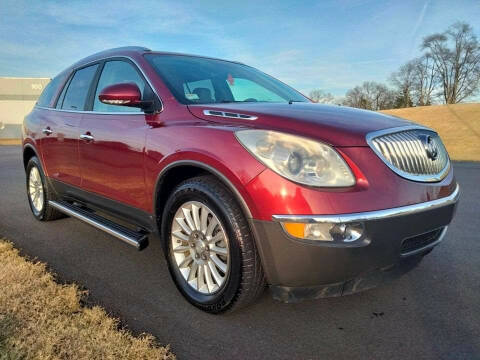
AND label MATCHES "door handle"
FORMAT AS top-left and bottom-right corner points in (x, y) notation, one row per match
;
(80, 133), (94, 142)
(42, 127), (53, 135)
